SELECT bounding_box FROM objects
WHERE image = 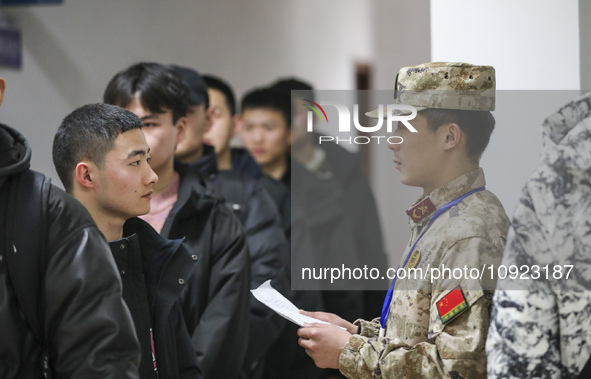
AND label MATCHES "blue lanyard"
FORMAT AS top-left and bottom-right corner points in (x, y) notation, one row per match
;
(379, 187), (485, 336)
